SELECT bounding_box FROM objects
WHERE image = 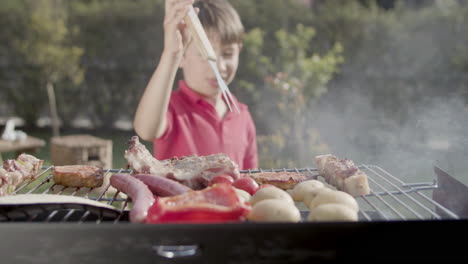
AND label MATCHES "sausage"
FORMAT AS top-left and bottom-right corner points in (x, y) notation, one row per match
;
(133, 174), (192, 197)
(110, 173), (155, 223)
